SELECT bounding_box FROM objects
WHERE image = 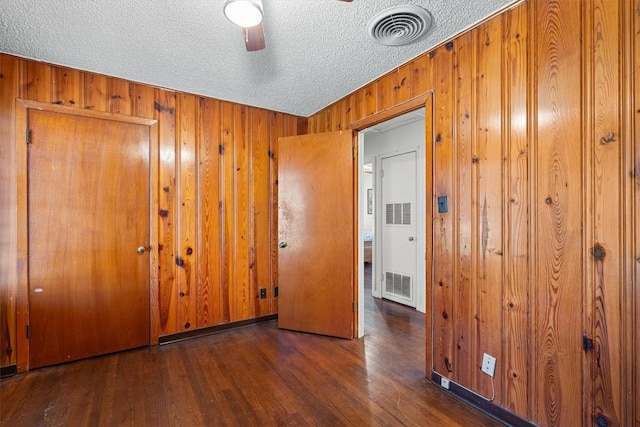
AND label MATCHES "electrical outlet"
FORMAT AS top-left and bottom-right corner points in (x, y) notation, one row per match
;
(259, 288), (267, 299)
(440, 377), (450, 390)
(481, 353), (496, 377)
